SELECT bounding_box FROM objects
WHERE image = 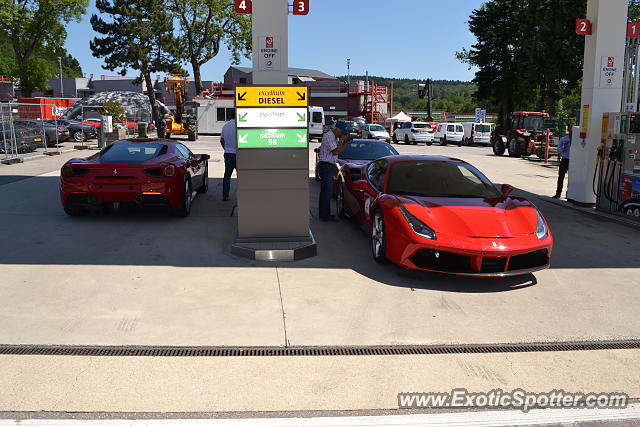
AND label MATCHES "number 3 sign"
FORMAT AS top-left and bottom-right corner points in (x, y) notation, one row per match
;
(292, 0), (309, 15)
